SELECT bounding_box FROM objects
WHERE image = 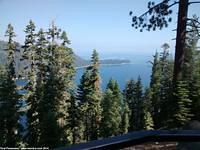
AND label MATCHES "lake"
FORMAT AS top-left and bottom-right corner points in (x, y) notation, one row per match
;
(16, 63), (152, 91)
(75, 63), (152, 90)
(17, 63), (152, 132)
